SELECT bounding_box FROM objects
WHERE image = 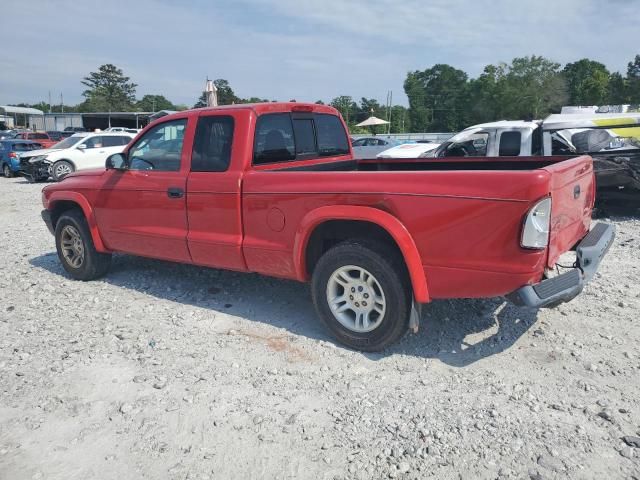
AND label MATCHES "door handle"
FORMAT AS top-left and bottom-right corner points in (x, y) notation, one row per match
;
(167, 187), (184, 198)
